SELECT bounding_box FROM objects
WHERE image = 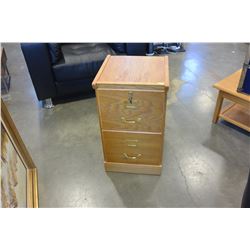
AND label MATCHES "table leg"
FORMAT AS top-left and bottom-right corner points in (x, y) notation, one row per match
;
(212, 91), (224, 123)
